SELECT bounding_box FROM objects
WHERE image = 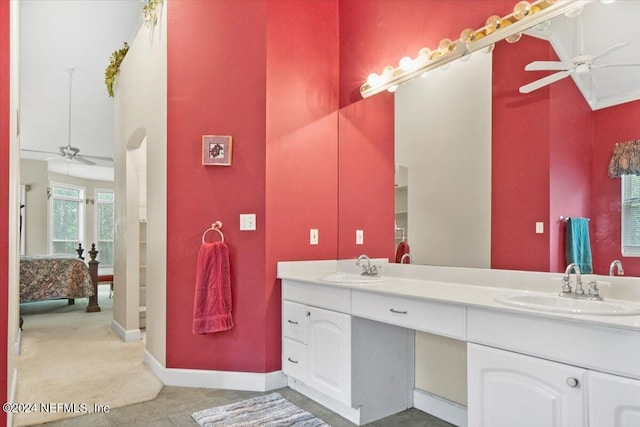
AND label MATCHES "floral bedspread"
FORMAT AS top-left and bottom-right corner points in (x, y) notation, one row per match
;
(19, 256), (94, 303)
